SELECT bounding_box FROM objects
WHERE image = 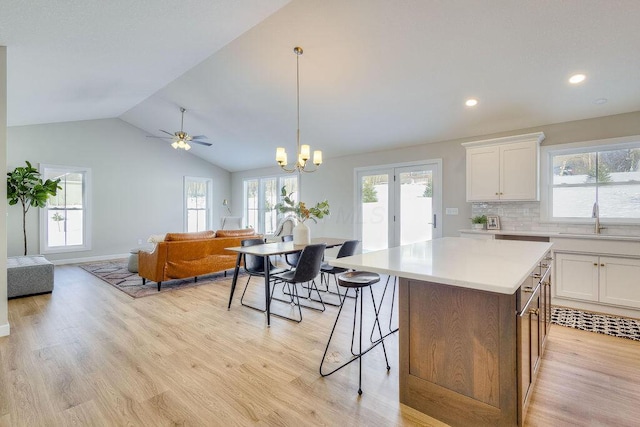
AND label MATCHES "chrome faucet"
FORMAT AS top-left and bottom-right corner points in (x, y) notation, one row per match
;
(592, 202), (605, 234)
